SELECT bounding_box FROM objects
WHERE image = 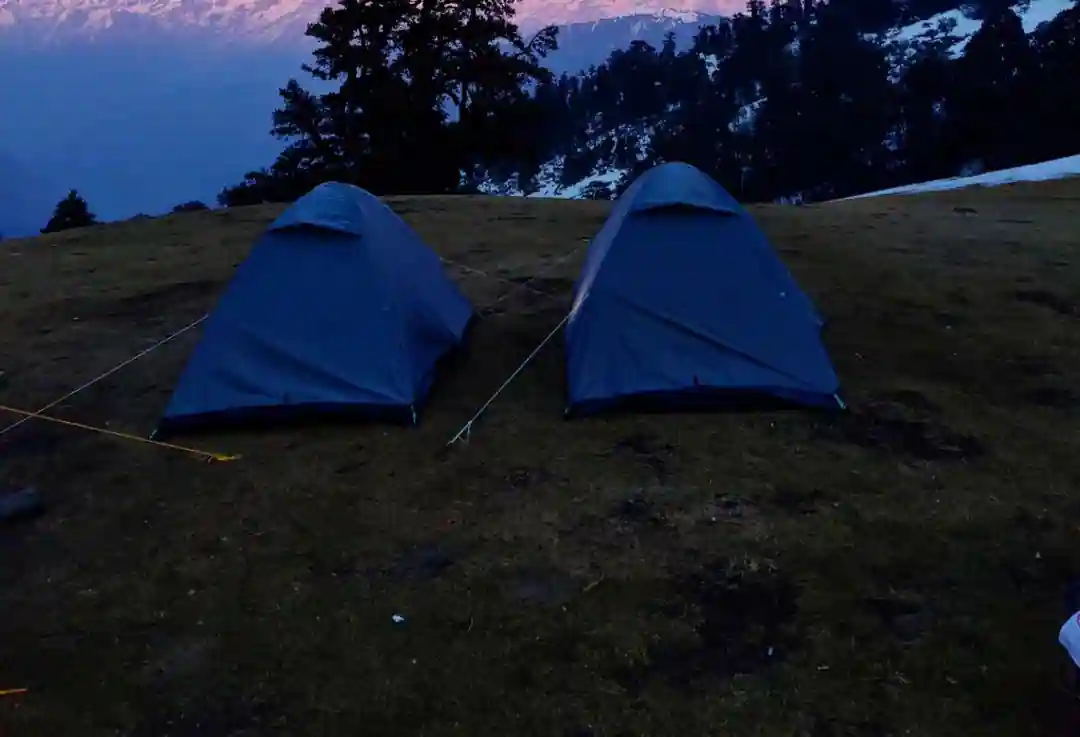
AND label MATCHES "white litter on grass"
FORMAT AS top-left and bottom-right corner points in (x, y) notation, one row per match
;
(839, 153), (1080, 201)
(391, 614), (406, 624)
